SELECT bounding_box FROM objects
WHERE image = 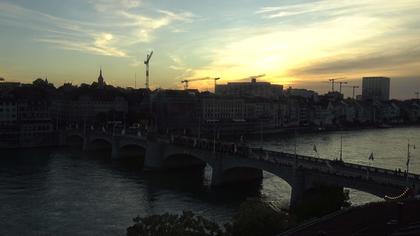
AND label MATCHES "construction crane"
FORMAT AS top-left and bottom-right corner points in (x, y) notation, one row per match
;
(244, 74), (266, 81)
(328, 77), (346, 92)
(344, 85), (359, 99)
(181, 77), (220, 90)
(213, 77), (220, 91)
(144, 50), (153, 89)
(337, 81), (348, 93)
